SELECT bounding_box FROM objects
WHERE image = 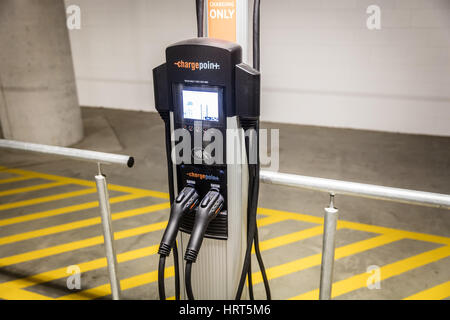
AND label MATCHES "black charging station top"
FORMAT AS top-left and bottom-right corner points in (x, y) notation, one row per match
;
(167, 37), (241, 53)
(153, 37), (260, 119)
